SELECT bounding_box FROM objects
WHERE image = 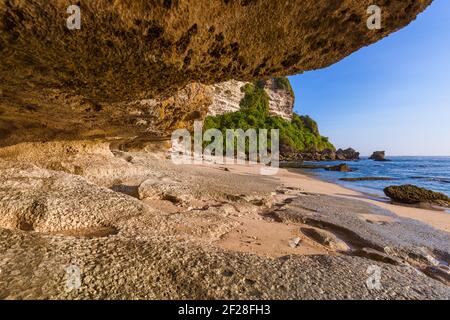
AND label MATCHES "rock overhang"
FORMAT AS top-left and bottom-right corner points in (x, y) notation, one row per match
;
(0, 0), (433, 145)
